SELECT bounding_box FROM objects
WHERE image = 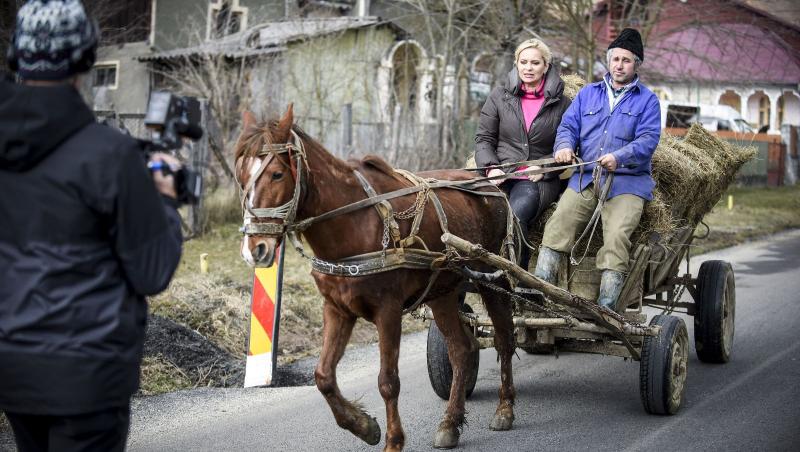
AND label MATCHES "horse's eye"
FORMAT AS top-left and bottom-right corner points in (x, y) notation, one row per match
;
(271, 171), (283, 180)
